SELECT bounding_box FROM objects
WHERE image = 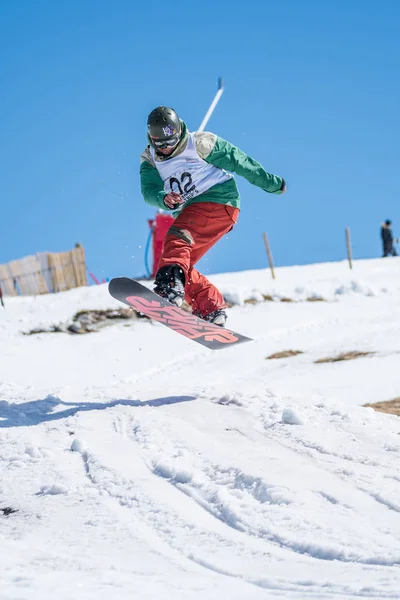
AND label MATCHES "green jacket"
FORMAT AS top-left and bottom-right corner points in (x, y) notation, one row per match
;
(140, 121), (285, 211)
